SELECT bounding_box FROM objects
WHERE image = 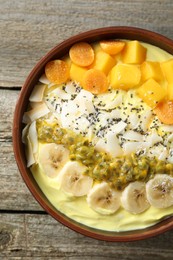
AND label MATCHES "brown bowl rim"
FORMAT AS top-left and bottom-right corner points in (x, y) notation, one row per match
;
(13, 26), (173, 242)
